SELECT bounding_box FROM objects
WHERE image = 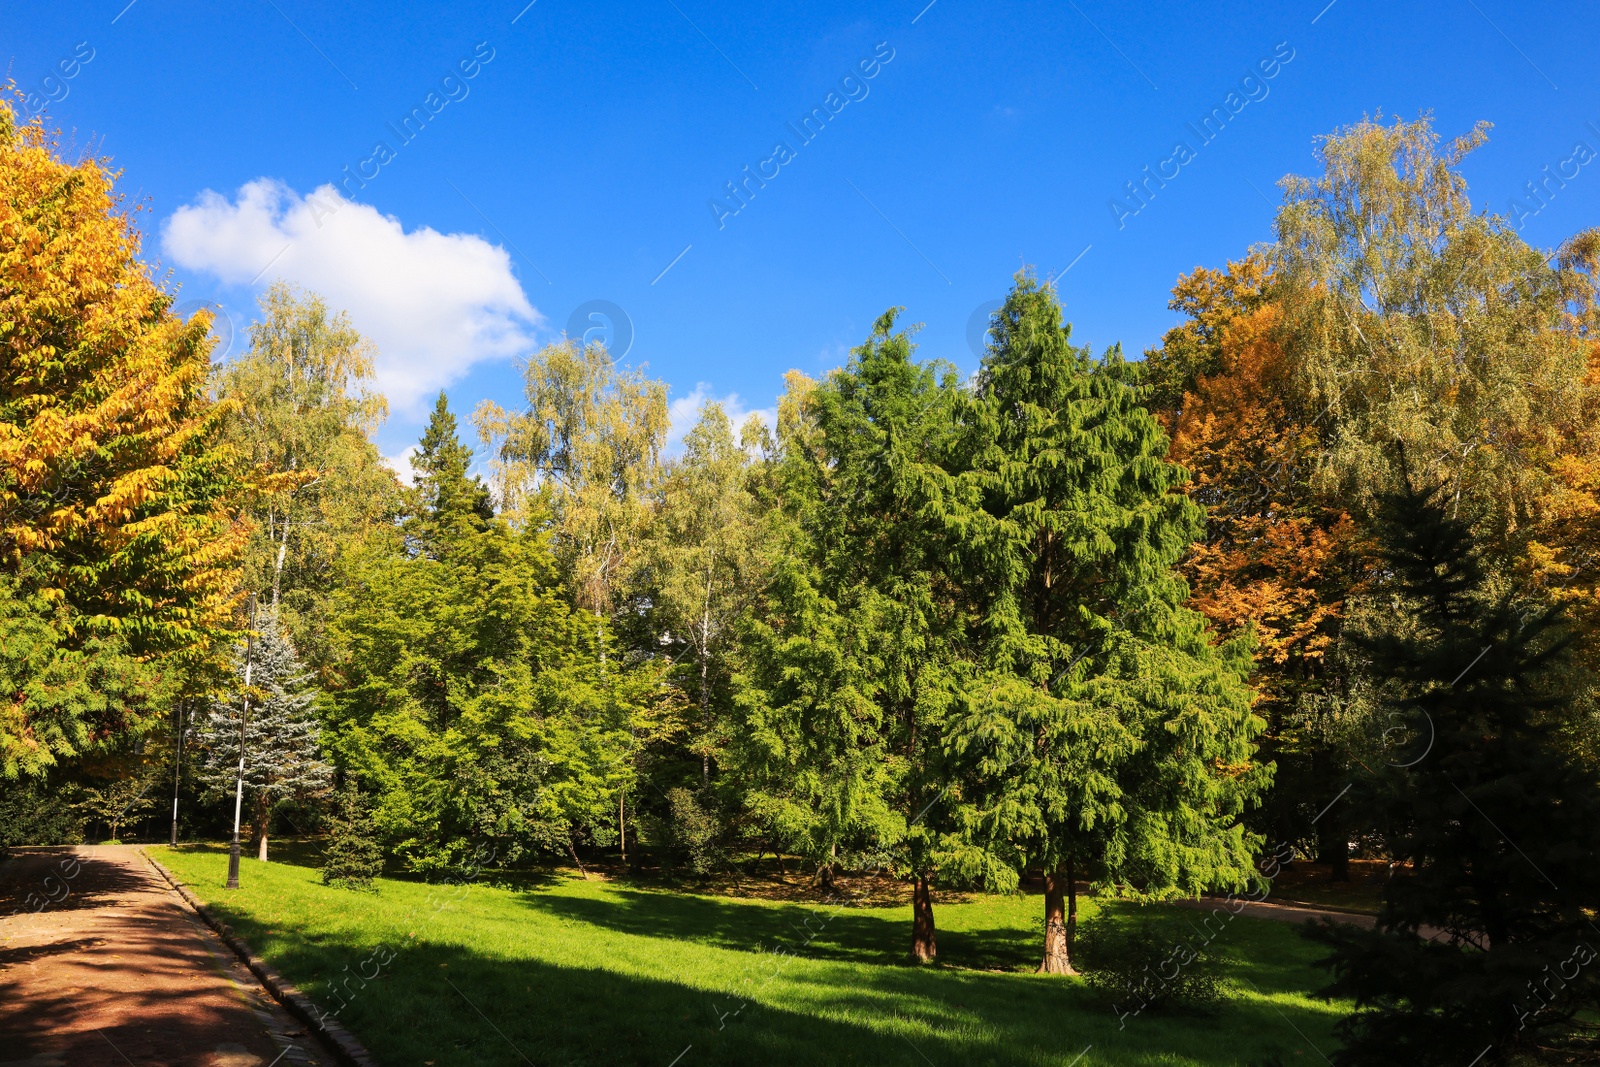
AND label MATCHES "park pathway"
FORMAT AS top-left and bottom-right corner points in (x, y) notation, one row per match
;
(0, 845), (327, 1067)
